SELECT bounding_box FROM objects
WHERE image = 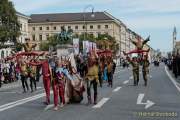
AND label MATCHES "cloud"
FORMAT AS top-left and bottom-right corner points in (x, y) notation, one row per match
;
(11, 0), (114, 14)
(123, 14), (180, 30)
(11, 0), (180, 51)
(116, 0), (180, 13)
